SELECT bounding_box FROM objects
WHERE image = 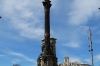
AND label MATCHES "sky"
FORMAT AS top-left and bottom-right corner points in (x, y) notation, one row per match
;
(0, 0), (100, 66)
